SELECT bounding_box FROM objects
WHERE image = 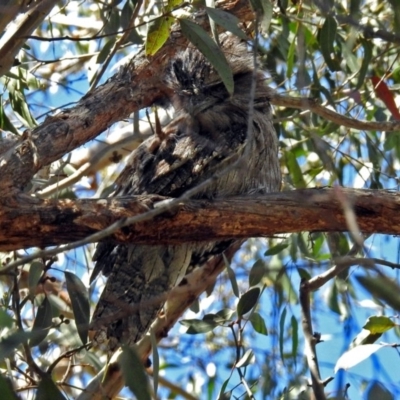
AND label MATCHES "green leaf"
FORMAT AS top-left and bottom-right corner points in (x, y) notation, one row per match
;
(290, 315), (298, 362)
(286, 32), (296, 78)
(318, 16), (341, 72)
(180, 319), (217, 334)
(224, 254), (239, 298)
(0, 309), (13, 329)
(279, 307), (287, 363)
(284, 150), (306, 188)
(249, 259), (265, 287)
(249, 312), (268, 335)
(356, 39), (373, 89)
(119, 346), (152, 400)
(30, 296), (53, 347)
(0, 330), (31, 360)
(96, 38), (117, 64)
(205, 7), (247, 40)
(179, 18), (234, 95)
(296, 267), (311, 280)
(236, 348), (255, 368)
(146, 16), (174, 56)
(237, 287), (260, 317)
(65, 272), (90, 345)
(265, 243), (288, 256)
(35, 375), (66, 400)
(0, 373), (19, 400)
(363, 316), (395, 334)
(150, 329), (159, 397)
(208, 308), (234, 323)
(28, 262), (44, 299)
(217, 377), (231, 400)
(166, 0), (184, 12)
(0, 95), (18, 134)
(356, 274), (400, 312)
